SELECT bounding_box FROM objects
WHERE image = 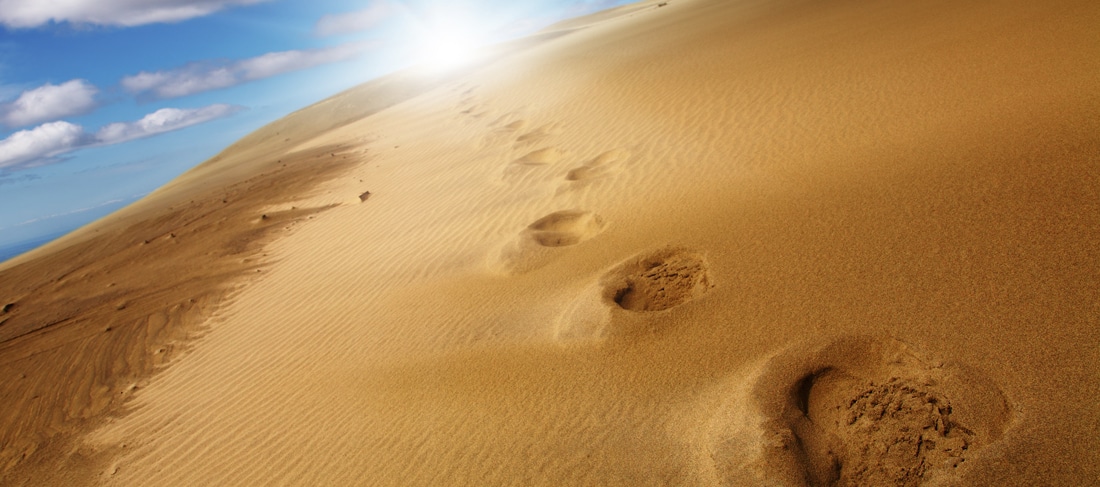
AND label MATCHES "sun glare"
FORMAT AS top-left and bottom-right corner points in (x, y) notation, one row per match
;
(411, 15), (486, 72)
(419, 31), (476, 70)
